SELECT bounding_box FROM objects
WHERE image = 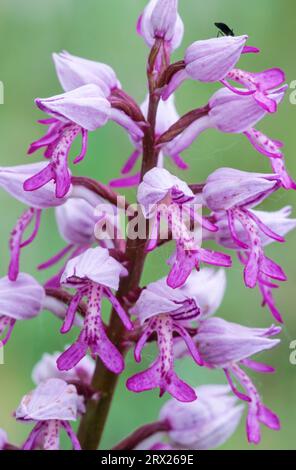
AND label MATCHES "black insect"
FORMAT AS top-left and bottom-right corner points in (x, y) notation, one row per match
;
(214, 22), (234, 37)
